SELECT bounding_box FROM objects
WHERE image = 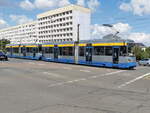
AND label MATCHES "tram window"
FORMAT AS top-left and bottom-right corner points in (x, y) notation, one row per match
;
(6, 48), (10, 52)
(49, 47), (53, 53)
(13, 48), (19, 53)
(45, 47), (50, 53)
(21, 48), (24, 53)
(21, 48), (26, 53)
(63, 47), (68, 56)
(68, 47), (73, 56)
(27, 47), (30, 52)
(79, 47), (85, 56)
(120, 46), (127, 56)
(38, 45), (42, 52)
(105, 47), (112, 56)
(94, 46), (104, 55)
(29, 48), (32, 53)
(32, 48), (38, 53)
(62, 47), (73, 56)
(59, 47), (63, 55)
